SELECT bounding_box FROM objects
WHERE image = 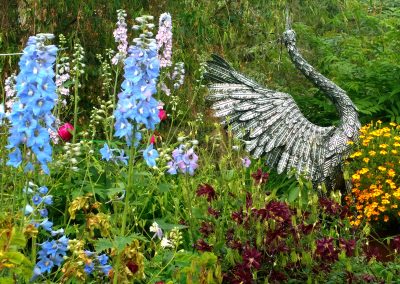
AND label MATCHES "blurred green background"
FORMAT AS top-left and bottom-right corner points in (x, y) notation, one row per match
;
(1, 0), (400, 126)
